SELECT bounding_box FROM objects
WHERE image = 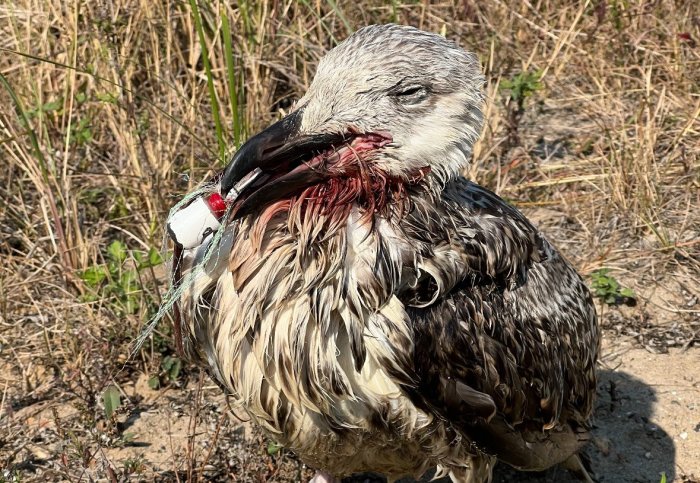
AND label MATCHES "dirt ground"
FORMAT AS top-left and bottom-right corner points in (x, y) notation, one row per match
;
(5, 332), (698, 482)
